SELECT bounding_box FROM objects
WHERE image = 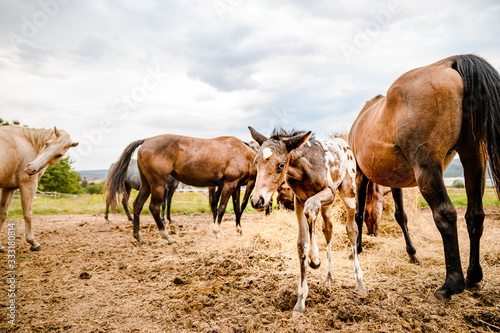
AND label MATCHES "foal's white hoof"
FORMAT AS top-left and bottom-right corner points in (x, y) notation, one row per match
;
(292, 310), (304, 318)
(30, 244), (42, 251)
(356, 284), (367, 296)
